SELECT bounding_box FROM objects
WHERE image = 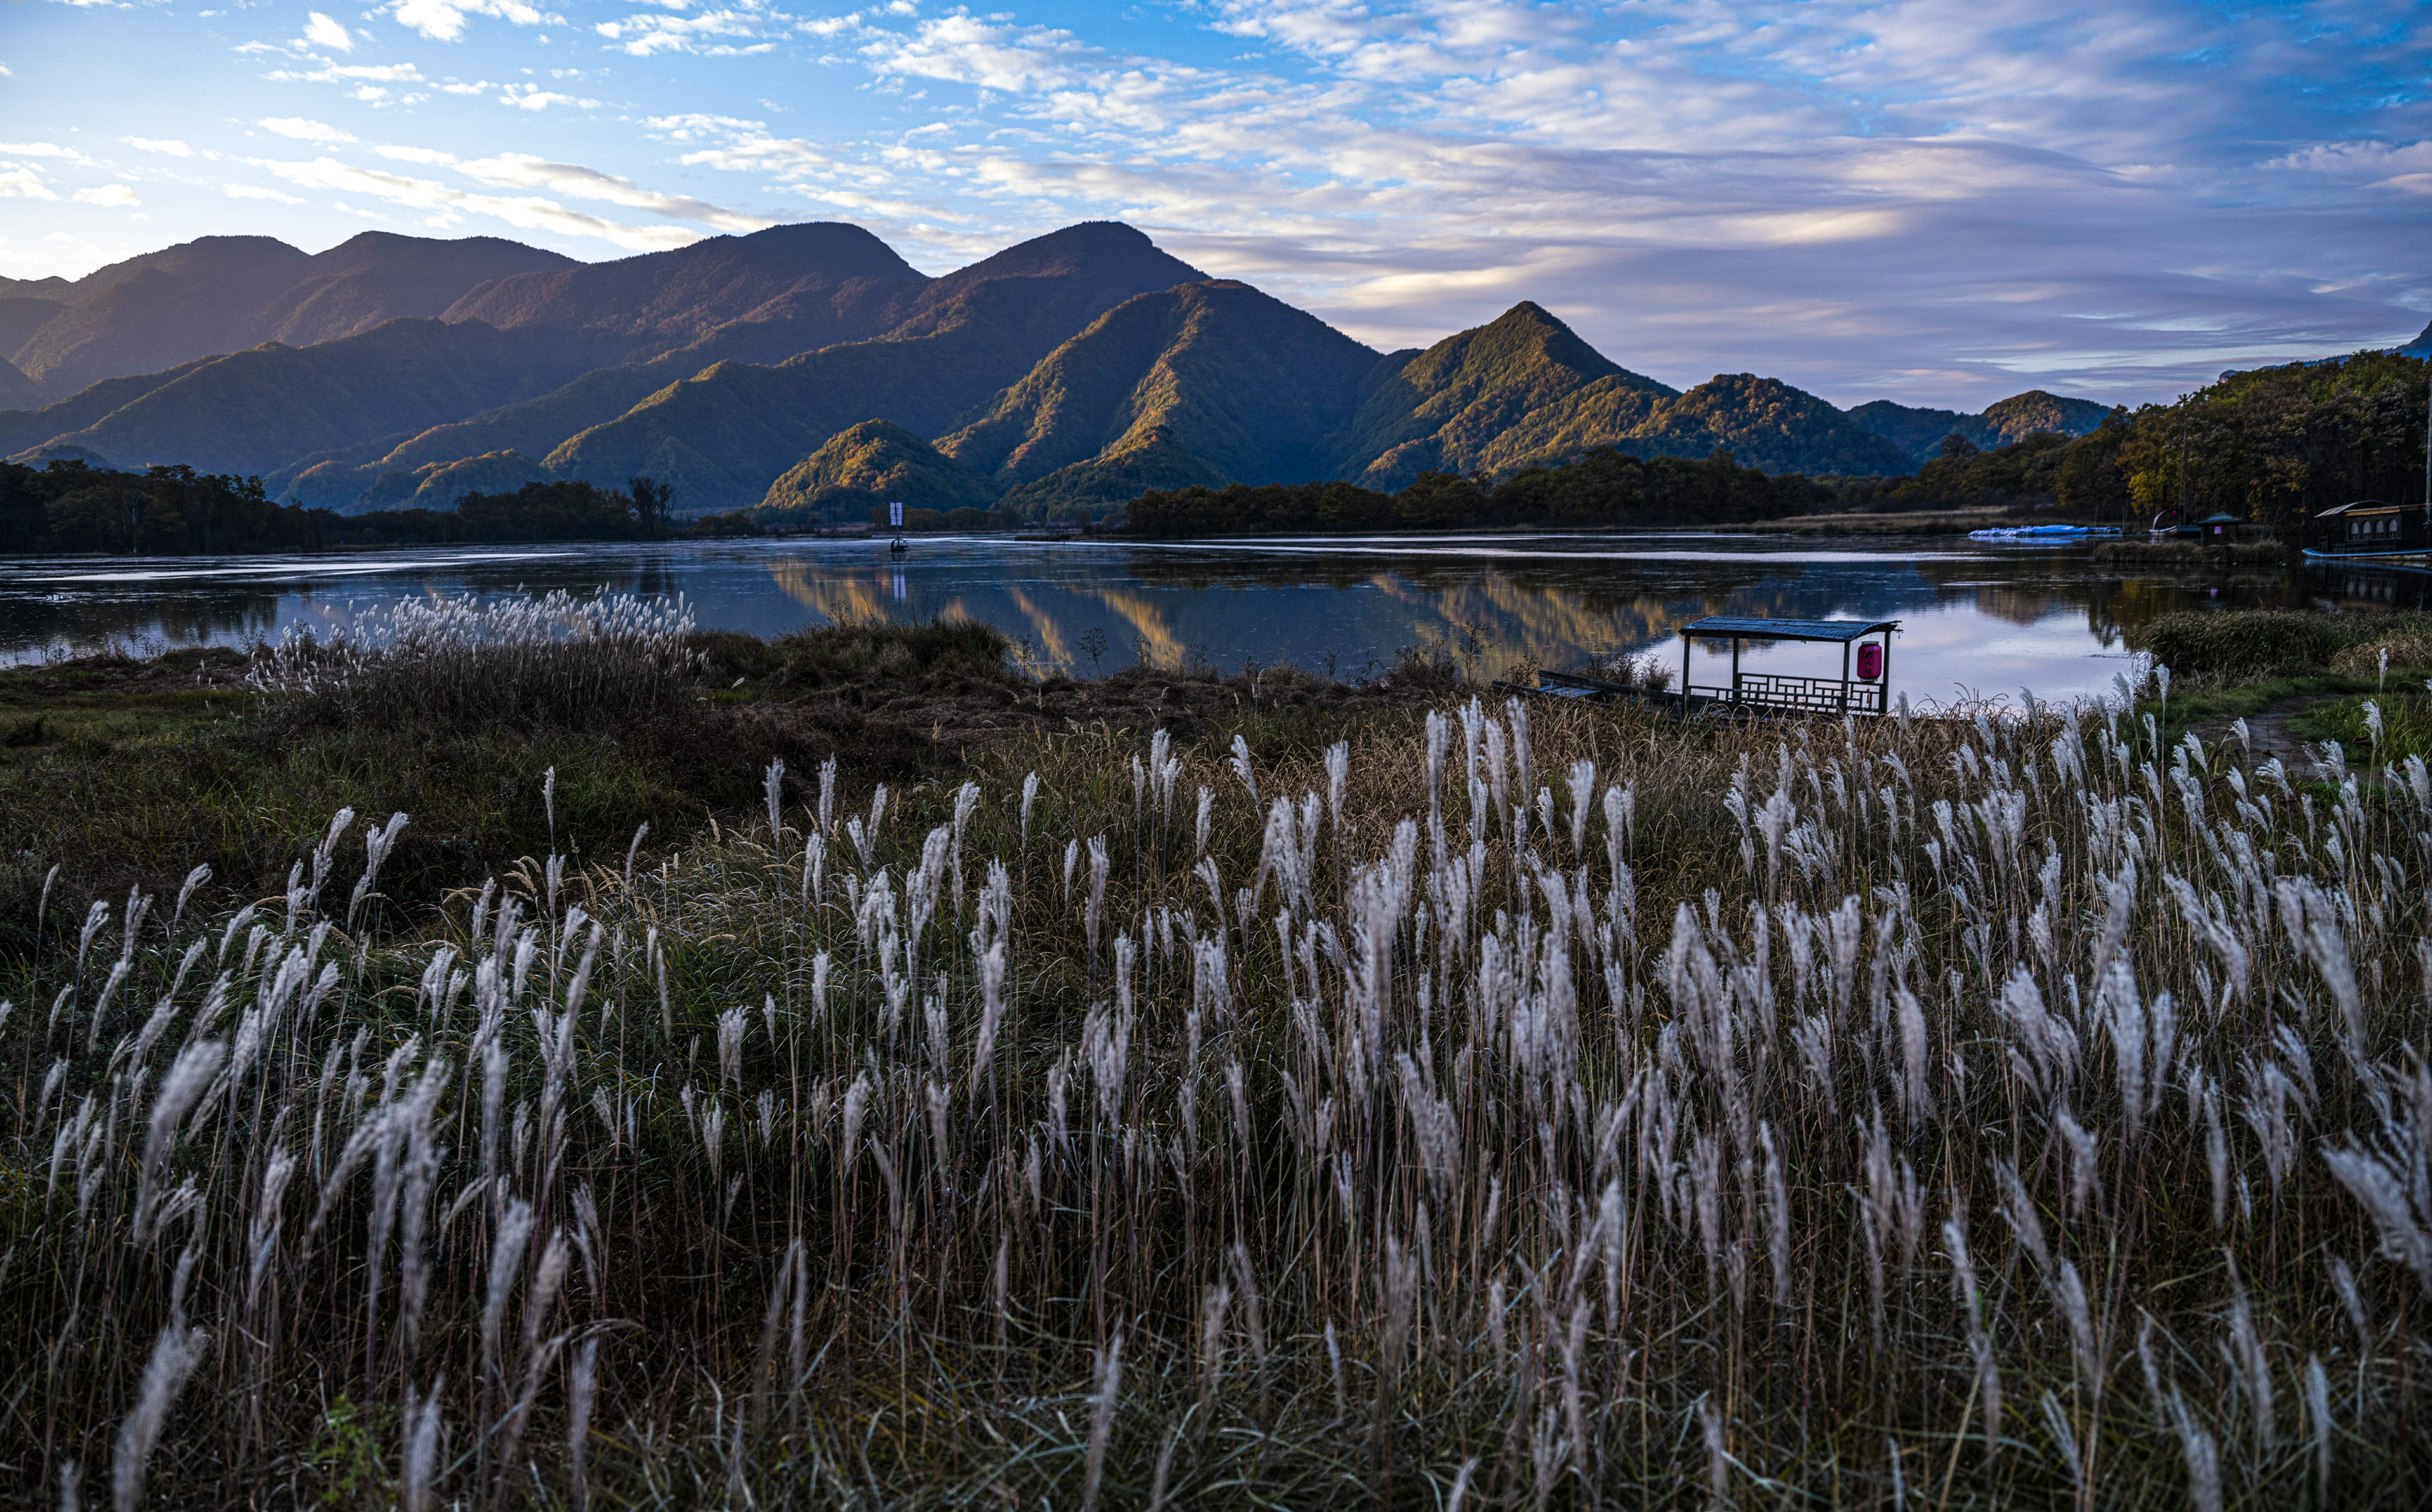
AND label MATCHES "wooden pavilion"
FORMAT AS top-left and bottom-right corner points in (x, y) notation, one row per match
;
(1677, 616), (1900, 716)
